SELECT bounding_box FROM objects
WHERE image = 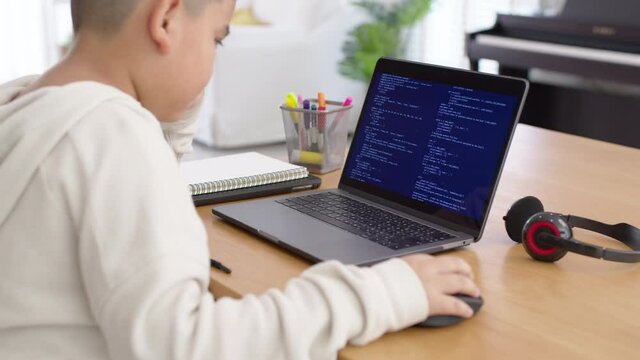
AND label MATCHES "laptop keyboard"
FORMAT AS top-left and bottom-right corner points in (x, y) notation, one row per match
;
(276, 192), (455, 250)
